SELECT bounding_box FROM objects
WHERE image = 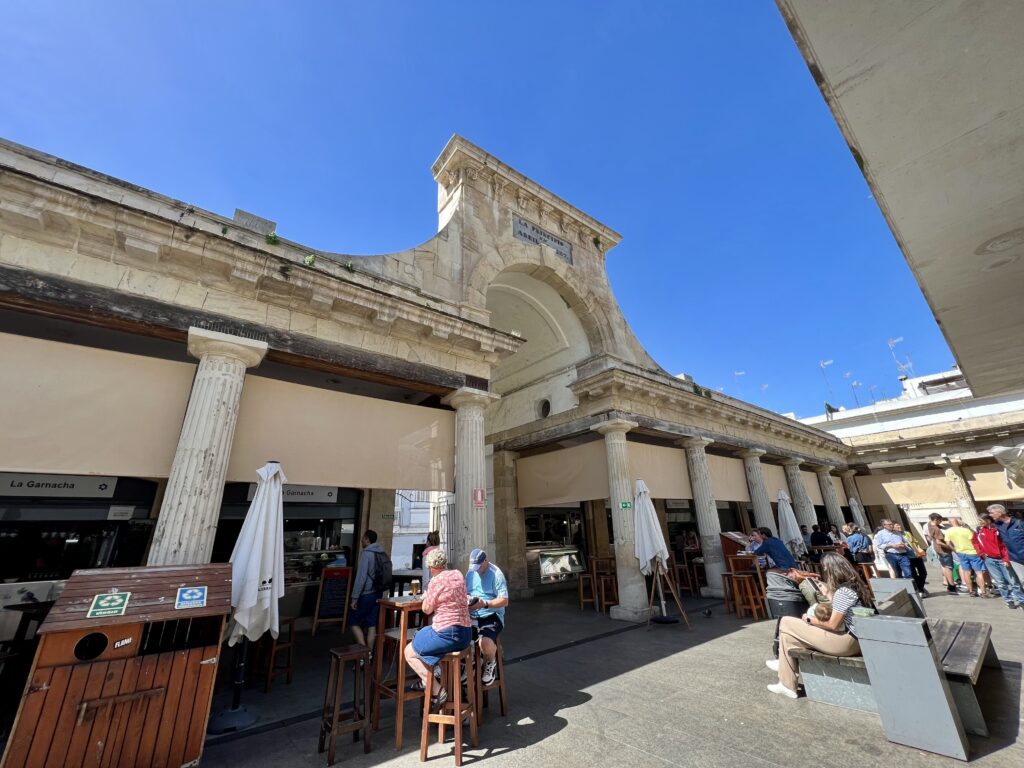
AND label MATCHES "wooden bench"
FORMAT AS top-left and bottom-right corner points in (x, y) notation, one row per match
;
(789, 587), (1000, 759)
